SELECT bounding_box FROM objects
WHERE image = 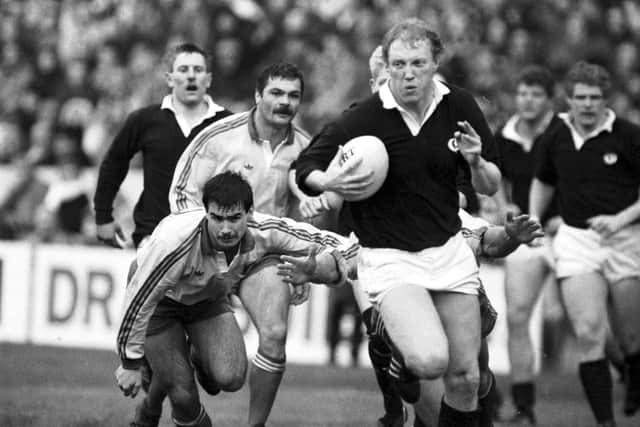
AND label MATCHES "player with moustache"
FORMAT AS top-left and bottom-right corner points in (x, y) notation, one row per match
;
(168, 62), (332, 427)
(295, 18), (501, 426)
(530, 61), (640, 427)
